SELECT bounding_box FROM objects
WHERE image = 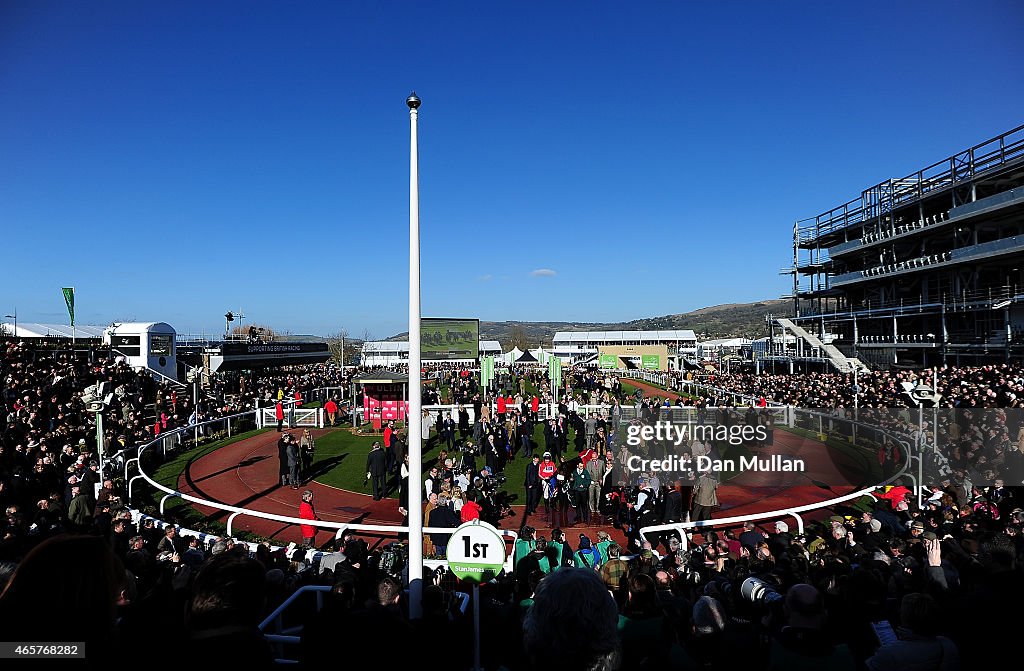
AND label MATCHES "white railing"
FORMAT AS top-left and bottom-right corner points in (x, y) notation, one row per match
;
(124, 407), (518, 575)
(119, 409), (261, 496)
(639, 485), (883, 550)
(618, 371), (914, 546)
(258, 405), (322, 429)
(639, 426), (912, 547)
